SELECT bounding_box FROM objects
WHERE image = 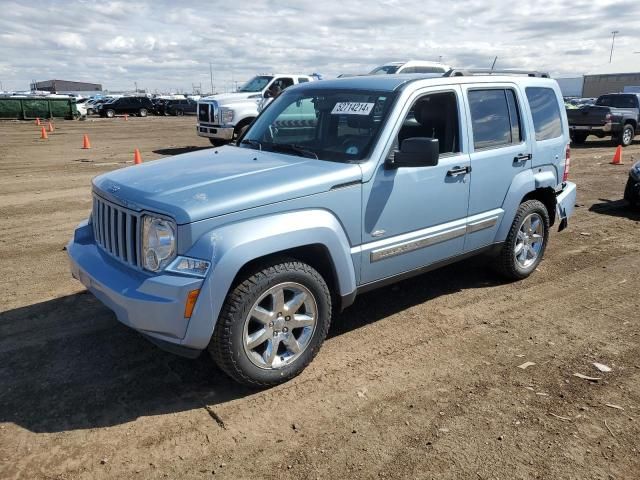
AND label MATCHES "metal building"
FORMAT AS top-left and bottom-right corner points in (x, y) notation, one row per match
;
(30, 79), (102, 94)
(583, 56), (640, 98)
